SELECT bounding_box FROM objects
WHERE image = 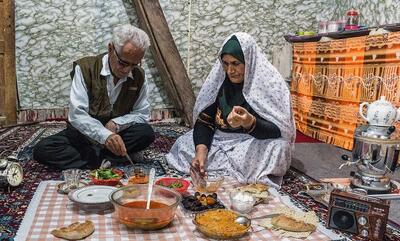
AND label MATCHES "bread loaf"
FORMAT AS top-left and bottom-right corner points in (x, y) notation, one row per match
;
(51, 220), (94, 240)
